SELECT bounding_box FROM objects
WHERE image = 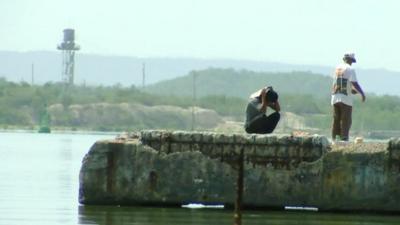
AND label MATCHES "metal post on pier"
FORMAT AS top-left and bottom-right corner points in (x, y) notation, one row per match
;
(234, 147), (244, 225)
